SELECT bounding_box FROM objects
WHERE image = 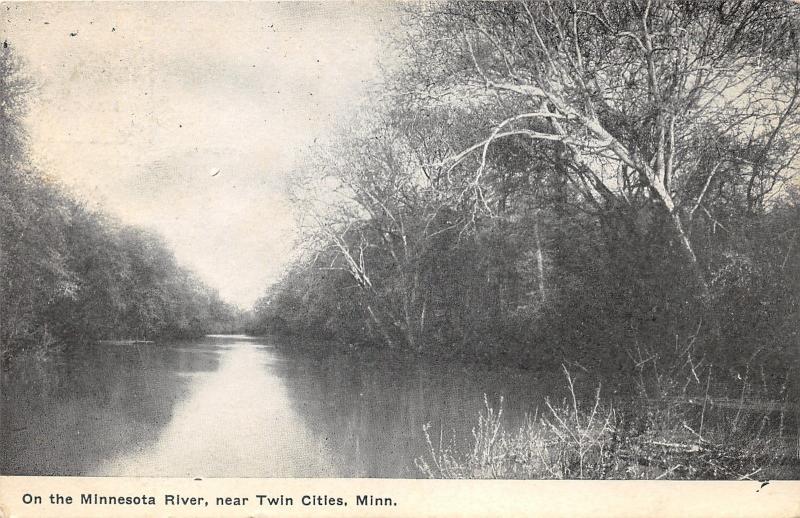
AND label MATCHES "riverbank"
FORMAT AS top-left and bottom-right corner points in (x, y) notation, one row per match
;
(416, 366), (800, 480)
(248, 331), (568, 377)
(255, 332), (799, 480)
(5, 332), (796, 479)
